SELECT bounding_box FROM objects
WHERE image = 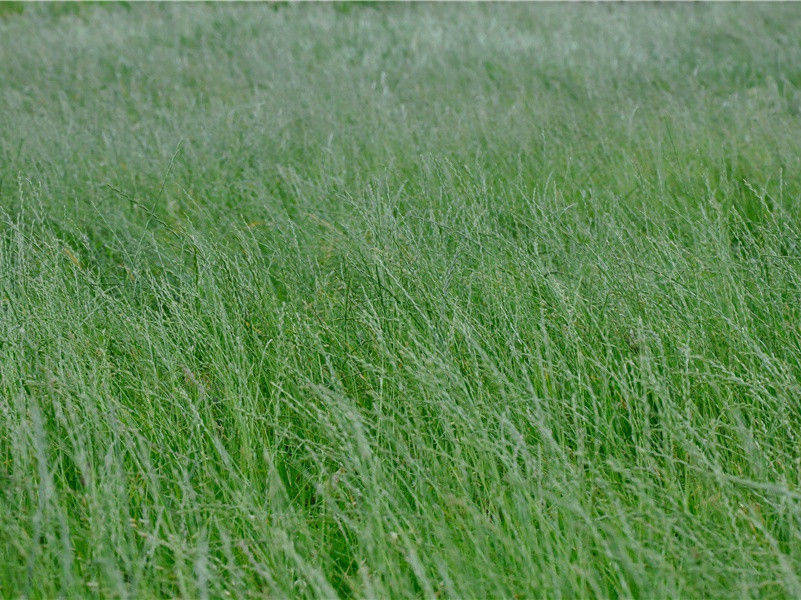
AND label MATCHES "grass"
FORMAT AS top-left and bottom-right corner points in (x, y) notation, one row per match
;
(2, 3), (801, 598)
